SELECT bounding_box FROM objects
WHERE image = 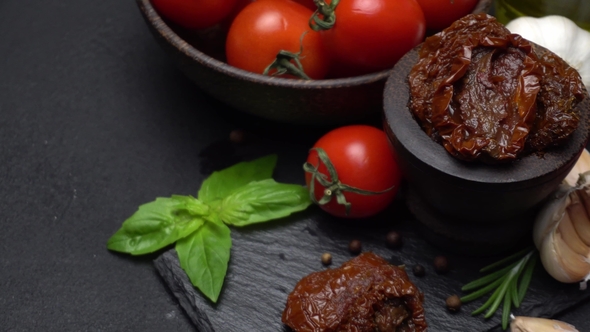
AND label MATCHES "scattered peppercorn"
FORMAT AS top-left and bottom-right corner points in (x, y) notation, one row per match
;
(229, 129), (246, 143)
(348, 240), (362, 255)
(433, 255), (449, 274)
(412, 264), (425, 277)
(386, 231), (403, 249)
(321, 253), (332, 266)
(446, 295), (462, 312)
